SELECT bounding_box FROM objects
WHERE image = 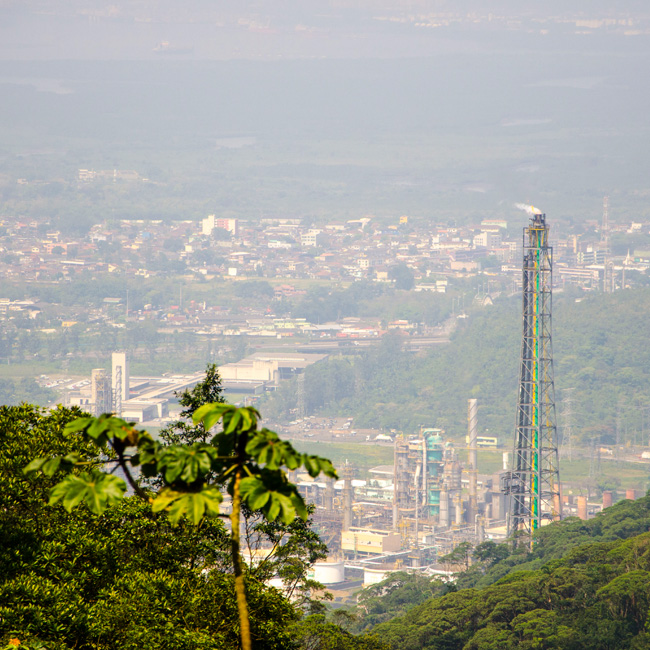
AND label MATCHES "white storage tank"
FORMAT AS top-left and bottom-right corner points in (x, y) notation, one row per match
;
(363, 567), (392, 586)
(310, 561), (345, 585)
